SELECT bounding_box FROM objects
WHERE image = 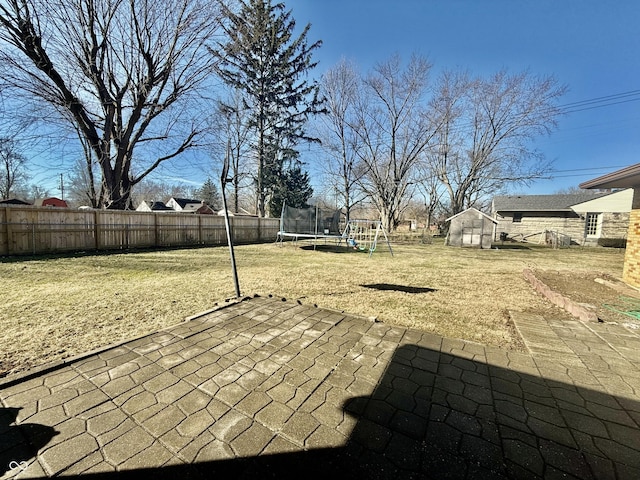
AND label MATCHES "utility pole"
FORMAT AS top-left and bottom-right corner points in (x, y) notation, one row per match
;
(60, 173), (65, 200)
